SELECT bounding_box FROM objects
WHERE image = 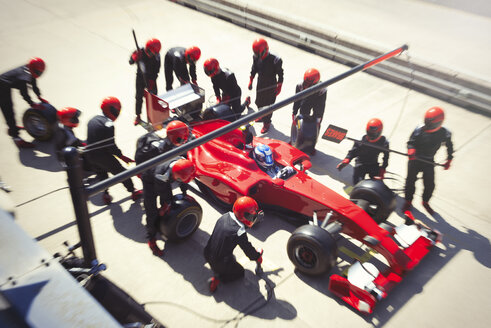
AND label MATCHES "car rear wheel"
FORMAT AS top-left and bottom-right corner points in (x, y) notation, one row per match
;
(159, 194), (202, 242)
(287, 224), (338, 276)
(349, 179), (395, 223)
